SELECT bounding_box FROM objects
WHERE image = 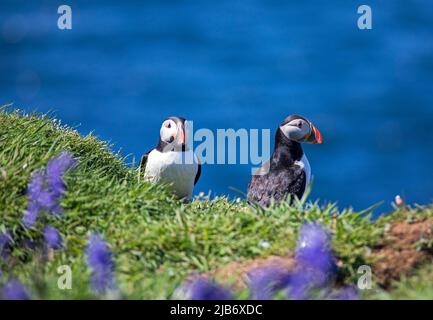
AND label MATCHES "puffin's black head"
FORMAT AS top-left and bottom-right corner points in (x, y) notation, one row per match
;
(278, 115), (323, 144)
(158, 116), (189, 152)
